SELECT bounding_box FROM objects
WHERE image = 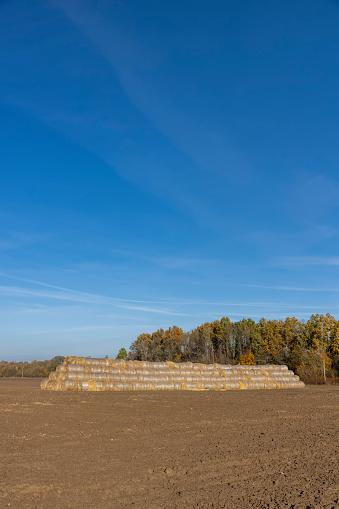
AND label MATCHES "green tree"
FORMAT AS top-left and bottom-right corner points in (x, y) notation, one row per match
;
(116, 348), (128, 360)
